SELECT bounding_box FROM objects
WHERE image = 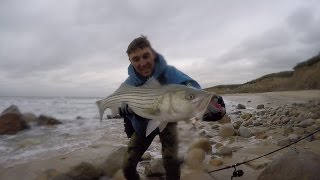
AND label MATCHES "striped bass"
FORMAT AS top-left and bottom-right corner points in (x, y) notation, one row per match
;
(96, 77), (213, 136)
